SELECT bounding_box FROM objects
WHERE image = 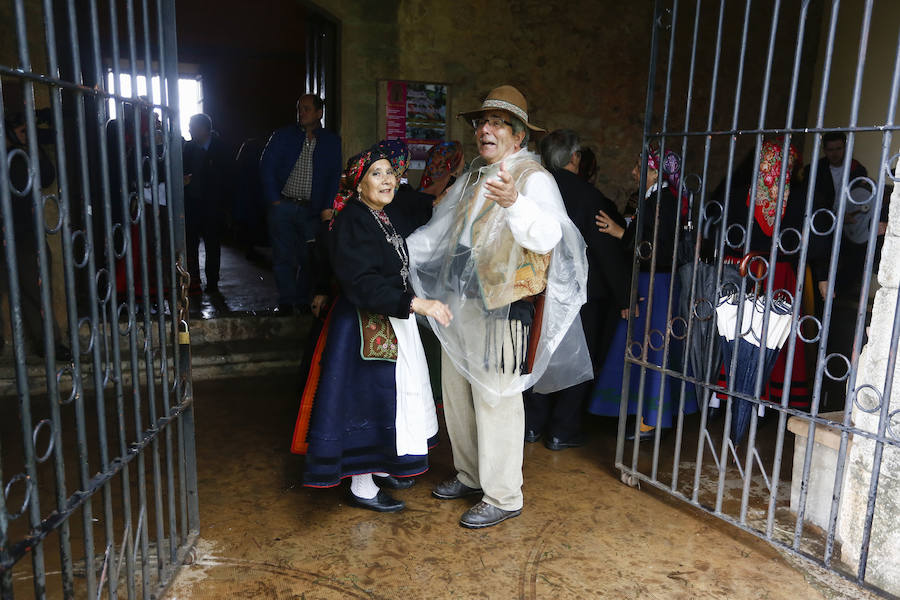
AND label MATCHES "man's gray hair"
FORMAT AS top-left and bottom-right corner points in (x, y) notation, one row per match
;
(509, 115), (530, 149)
(540, 129), (581, 170)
